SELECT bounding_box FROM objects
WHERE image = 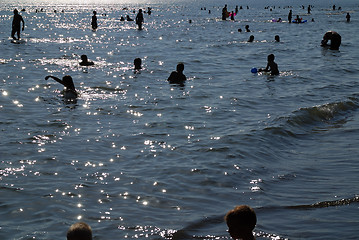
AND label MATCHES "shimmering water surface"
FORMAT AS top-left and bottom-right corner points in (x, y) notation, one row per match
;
(1, 0), (359, 239)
